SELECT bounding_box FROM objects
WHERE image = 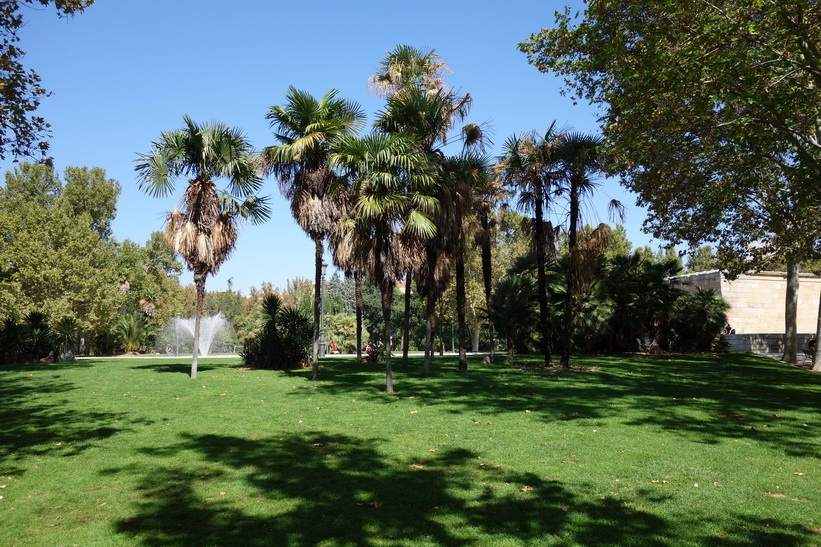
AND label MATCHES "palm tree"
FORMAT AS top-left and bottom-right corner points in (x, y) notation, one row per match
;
(372, 46), (490, 376)
(496, 126), (562, 367)
(330, 132), (437, 393)
(136, 115), (270, 379)
(262, 87), (365, 381)
(555, 132), (621, 367)
(443, 153), (491, 373)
